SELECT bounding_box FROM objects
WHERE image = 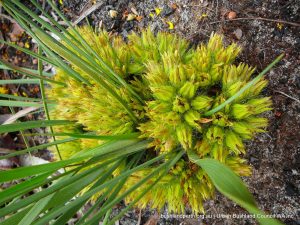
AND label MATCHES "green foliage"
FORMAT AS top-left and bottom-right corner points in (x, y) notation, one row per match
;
(0, 0), (285, 224)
